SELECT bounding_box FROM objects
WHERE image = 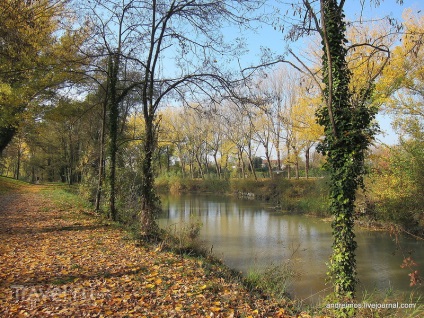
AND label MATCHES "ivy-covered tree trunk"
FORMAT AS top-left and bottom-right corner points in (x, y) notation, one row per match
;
(316, 0), (377, 302)
(95, 90), (108, 213)
(139, 113), (160, 237)
(108, 53), (120, 222)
